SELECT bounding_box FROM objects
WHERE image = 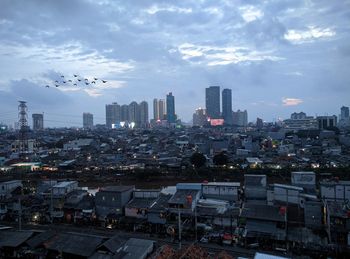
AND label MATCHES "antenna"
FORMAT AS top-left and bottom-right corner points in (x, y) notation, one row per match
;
(18, 101), (29, 158)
